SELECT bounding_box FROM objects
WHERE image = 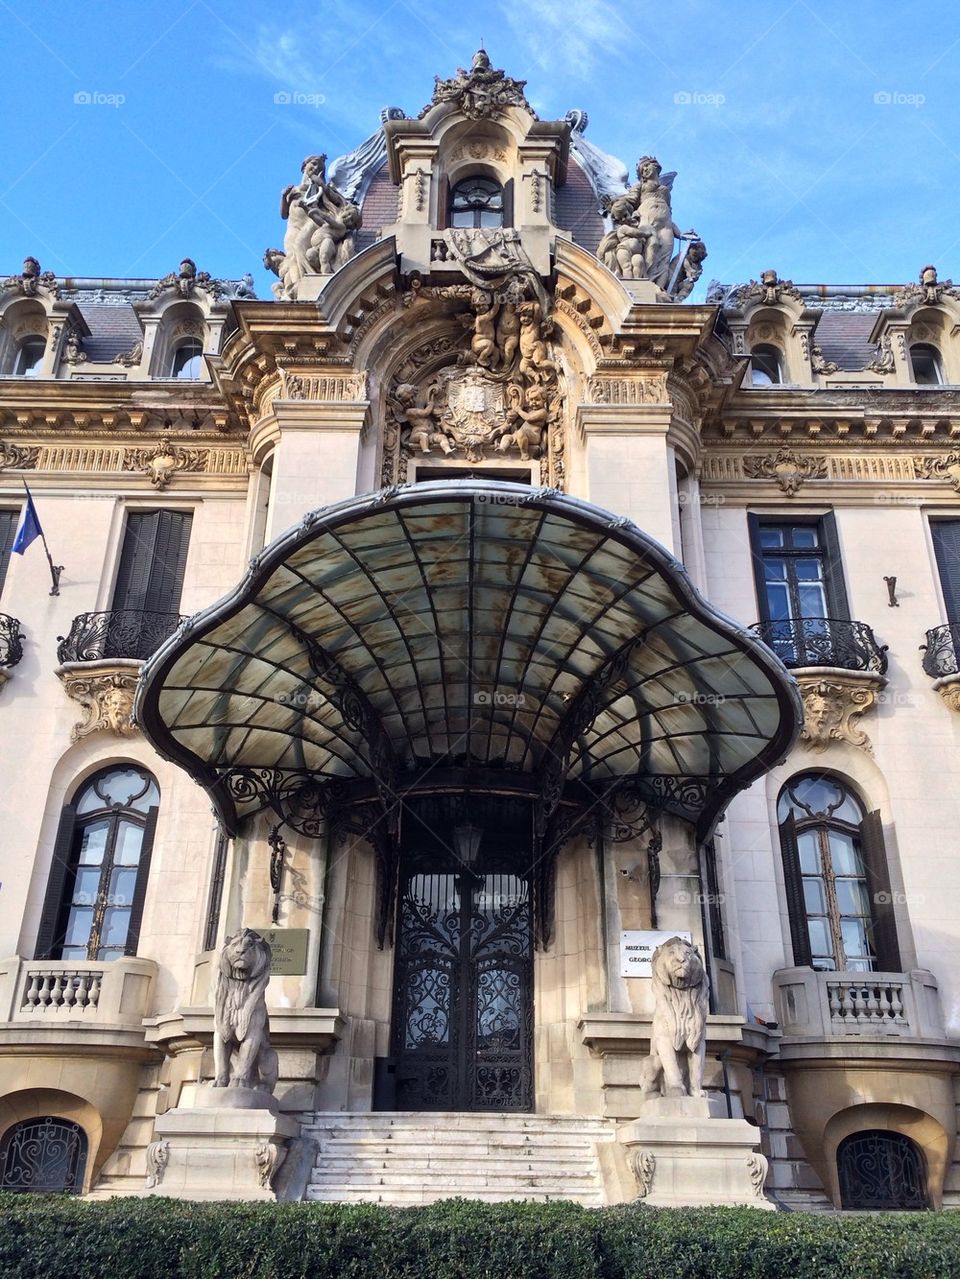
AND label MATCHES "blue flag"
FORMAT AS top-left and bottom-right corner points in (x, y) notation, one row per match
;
(12, 487), (42, 555)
